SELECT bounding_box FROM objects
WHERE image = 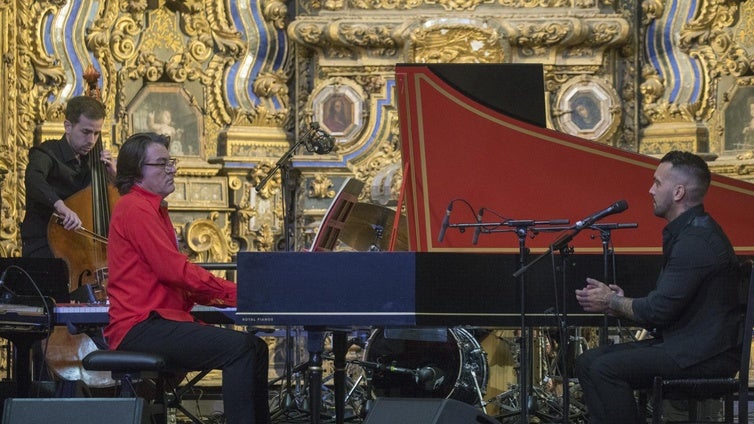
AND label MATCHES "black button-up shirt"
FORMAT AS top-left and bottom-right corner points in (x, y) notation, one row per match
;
(632, 204), (739, 367)
(22, 136), (92, 256)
